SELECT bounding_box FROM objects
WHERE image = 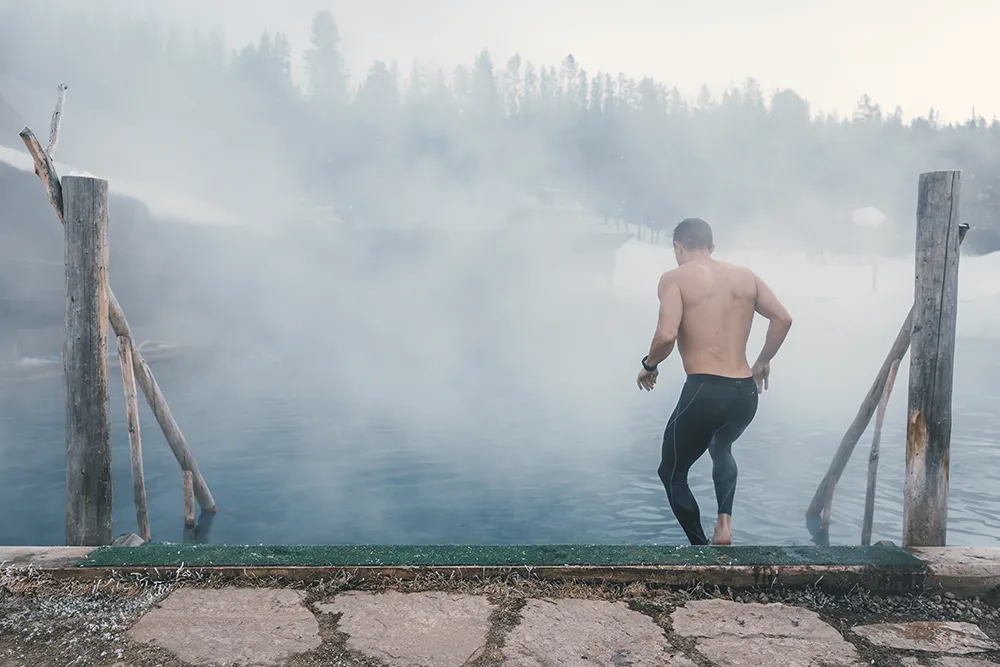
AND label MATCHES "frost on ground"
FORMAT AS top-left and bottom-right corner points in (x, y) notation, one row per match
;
(1, 565), (1000, 666)
(0, 566), (173, 666)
